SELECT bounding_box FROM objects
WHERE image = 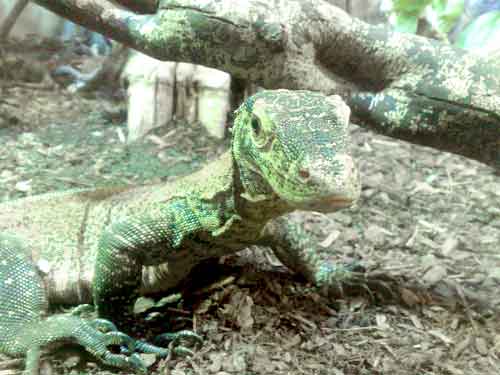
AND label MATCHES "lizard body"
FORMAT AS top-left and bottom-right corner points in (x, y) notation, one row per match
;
(0, 90), (360, 373)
